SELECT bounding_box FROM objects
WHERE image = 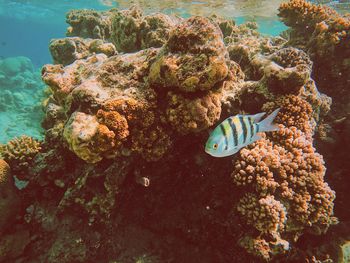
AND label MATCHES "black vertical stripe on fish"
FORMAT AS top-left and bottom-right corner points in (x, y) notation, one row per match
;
(229, 118), (238, 146)
(239, 116), (248, 144)
(219, 123), (229, 150)
(248, 117), (254, 138)
(256, 123), (260, 133)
